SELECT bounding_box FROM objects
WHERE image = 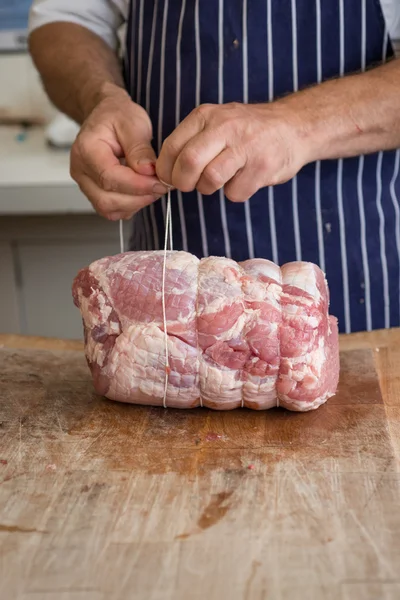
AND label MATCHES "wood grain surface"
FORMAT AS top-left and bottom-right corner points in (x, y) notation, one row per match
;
(0, 330), (400, 600)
